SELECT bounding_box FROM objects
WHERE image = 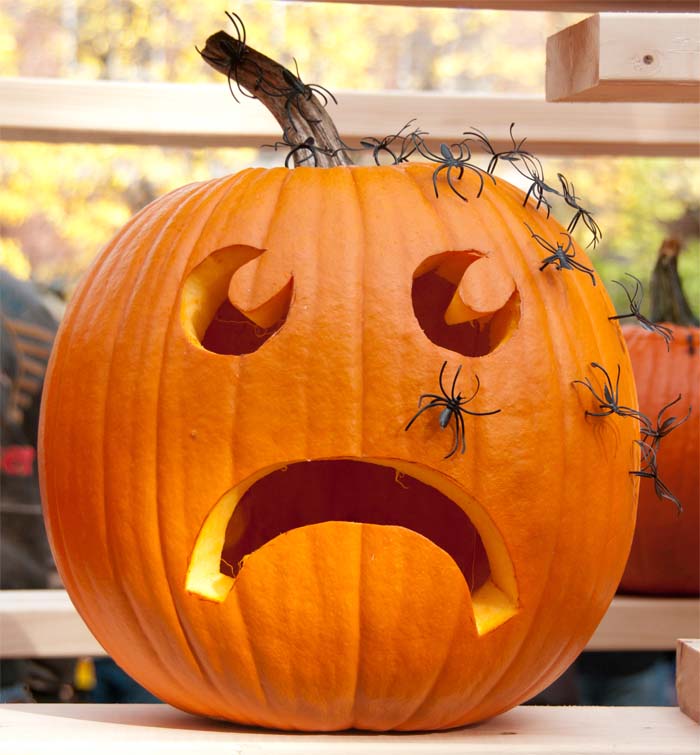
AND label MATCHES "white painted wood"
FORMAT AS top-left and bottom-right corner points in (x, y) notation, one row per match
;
(2, 78), (699, 156)
(0, 705), (697, 753)
(296, 1), (700, 10)
(547, 13), (700, 102)
(677, 639), (700, 723)
(1, 590), (698, 658)
(0, 590), (105, 658)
